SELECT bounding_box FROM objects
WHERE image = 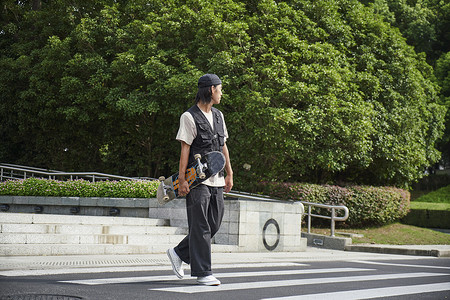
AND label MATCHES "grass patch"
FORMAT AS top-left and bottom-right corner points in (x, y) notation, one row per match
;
(410, 201), (450, 210)
(303, 223), (450, 245)
(413, 185), (450, 203)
